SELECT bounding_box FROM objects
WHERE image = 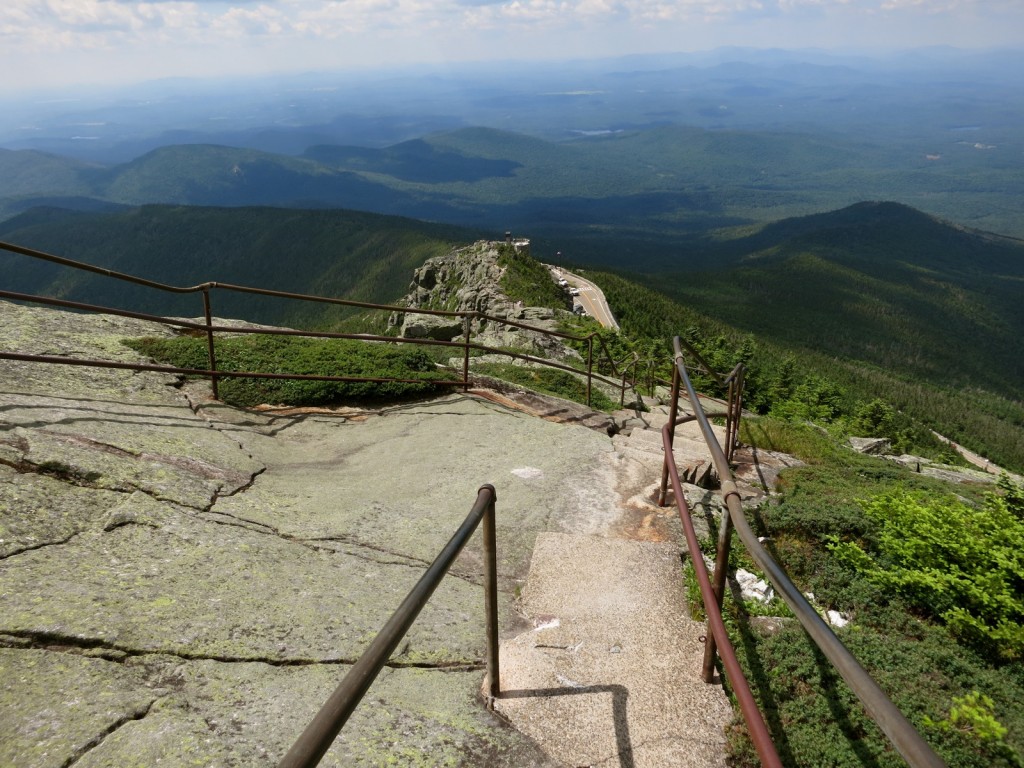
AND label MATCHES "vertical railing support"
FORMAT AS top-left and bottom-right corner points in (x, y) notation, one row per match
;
(482, 485), (500, 703)
(732, 367), (745, 460)
(462, 315), (472, 392)
(658, 362), (681, 506)
(586, 335), (594, 407)
(278, 485), (501, 768)
(724, 377), (736, 463)
(720, 365), (746, 463)
(702, 502), (734, 682)
(202, 288), (219, 400)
